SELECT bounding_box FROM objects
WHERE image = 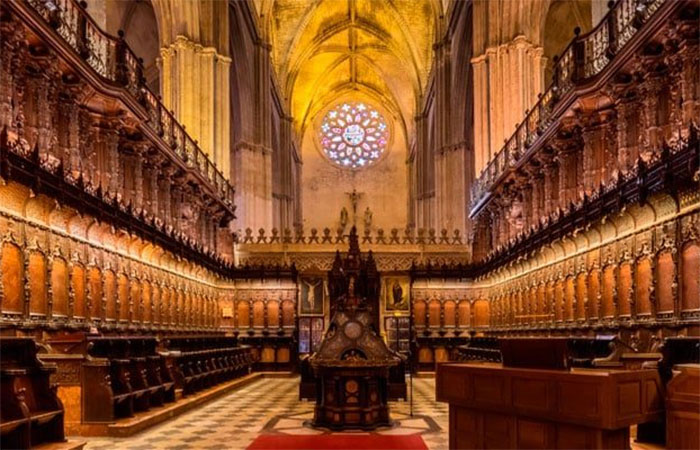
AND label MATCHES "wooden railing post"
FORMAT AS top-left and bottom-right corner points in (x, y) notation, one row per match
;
(76, 1), (89, 60)
(572, 27), (586, 83)
(115, 30), (128, 87)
